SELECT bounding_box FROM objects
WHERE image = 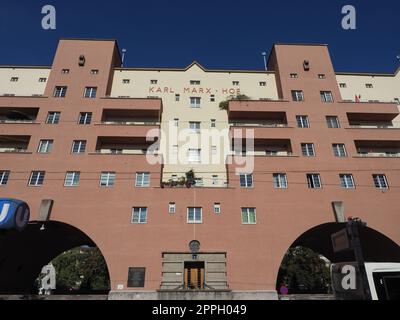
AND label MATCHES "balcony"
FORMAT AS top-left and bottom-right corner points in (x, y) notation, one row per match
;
(354, 140), (400, 158)
(231, 138), (294, 157)
(0, 107), (39, 124)
(338, 101), (399, 116)
(94, 136), (158, 155)
(0, 135), (30, 153)
(99, 108), (160, 126)
(347, 112), (399, 128)
(228, 100), (289, 118)
(100, 97), (163, 114)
